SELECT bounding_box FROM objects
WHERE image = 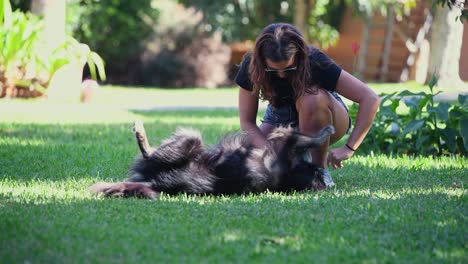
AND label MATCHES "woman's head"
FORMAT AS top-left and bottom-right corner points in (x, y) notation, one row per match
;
(248, 23), (315, 104)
